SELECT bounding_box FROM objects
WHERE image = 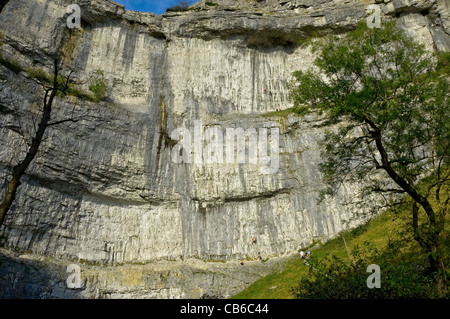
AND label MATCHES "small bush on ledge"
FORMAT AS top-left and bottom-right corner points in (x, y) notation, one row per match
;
(88, 70), (107, 102)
